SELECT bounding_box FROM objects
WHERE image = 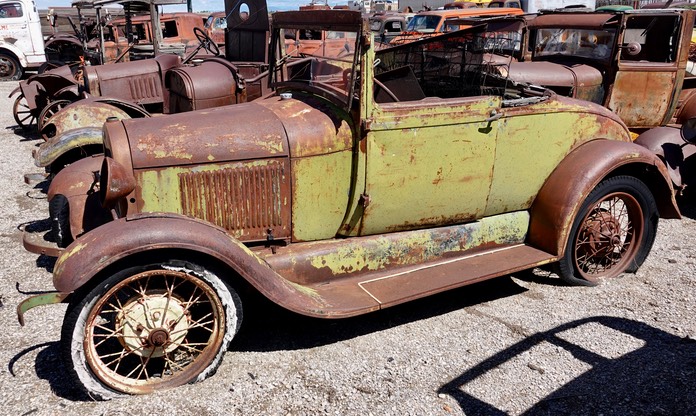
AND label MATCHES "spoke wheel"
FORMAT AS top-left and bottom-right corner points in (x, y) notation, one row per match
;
(13, 94), (37, 130)
(556, 175), (657, 286)
(38, 99), (71, 131)
(62, 262), (241, 398)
